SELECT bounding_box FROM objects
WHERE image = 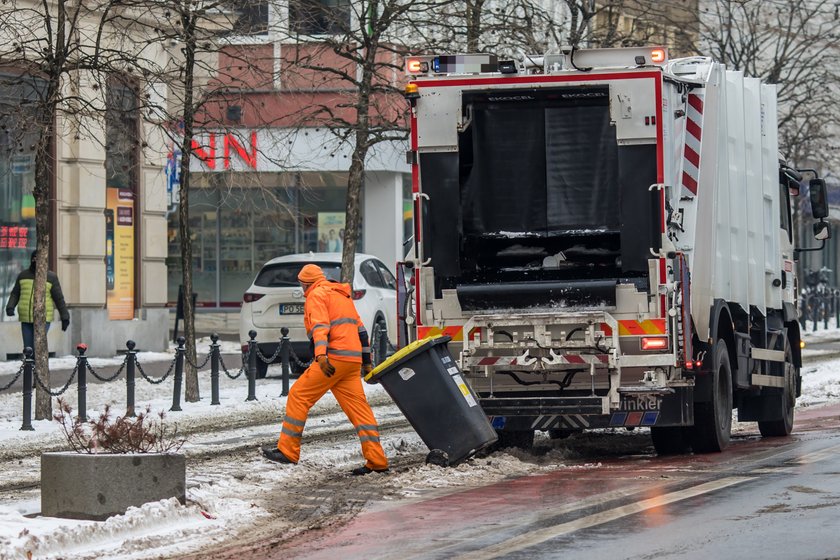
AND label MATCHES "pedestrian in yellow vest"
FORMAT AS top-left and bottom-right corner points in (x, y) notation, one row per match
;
(5, 251), (70, 351)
